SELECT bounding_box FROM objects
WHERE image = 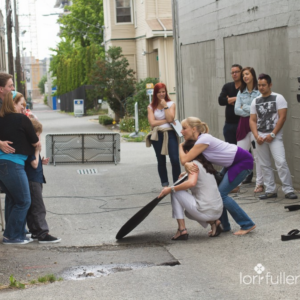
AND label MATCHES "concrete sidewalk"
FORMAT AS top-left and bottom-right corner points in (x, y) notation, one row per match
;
(1, 103), (300, 299)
